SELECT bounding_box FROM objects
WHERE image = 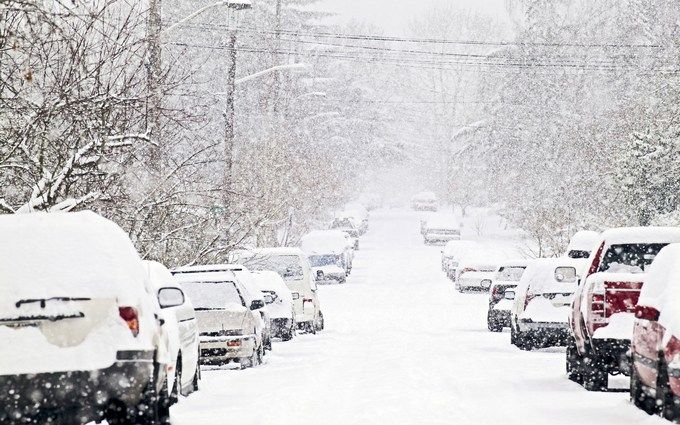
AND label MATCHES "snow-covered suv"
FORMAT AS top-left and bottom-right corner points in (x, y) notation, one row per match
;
(567, 227), (680, 391)
(0, 212), (171, 425)
(487, 260), (529, 332)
